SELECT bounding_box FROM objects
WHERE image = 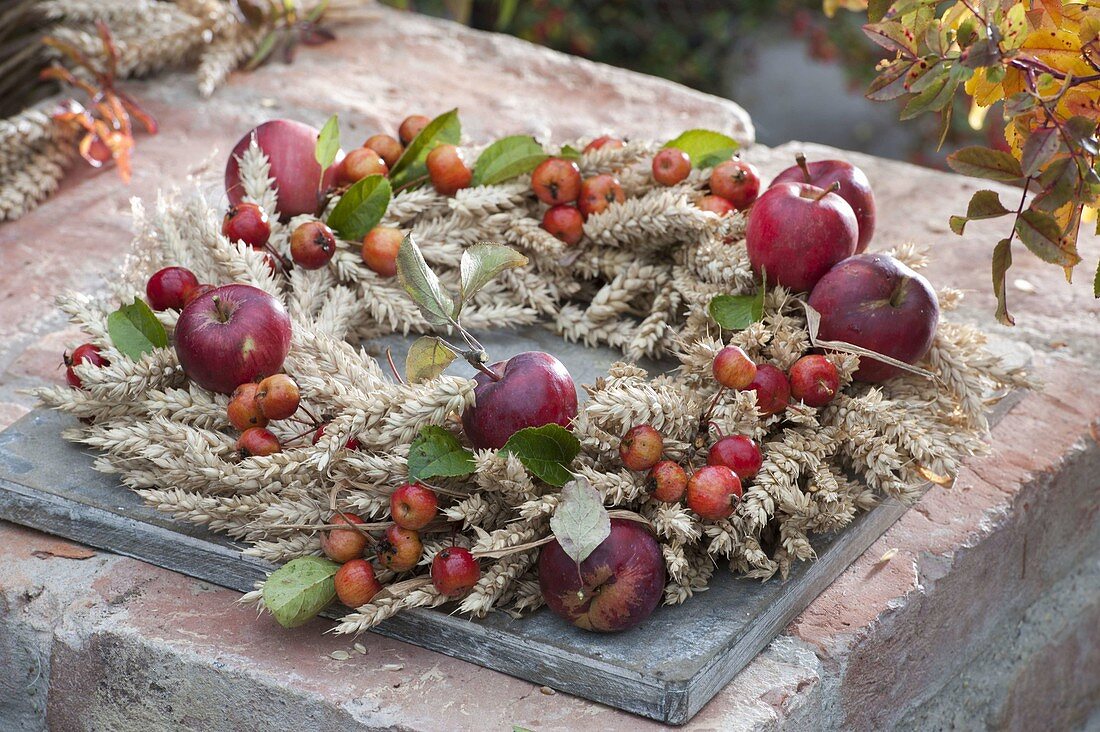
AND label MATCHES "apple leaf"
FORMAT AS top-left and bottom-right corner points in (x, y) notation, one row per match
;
(661, 129), (739, 168)
(407, 425), (475, 482)
(327, 174), (391, 241)
(1015, 209), (1081, 267)
(992, 238), (1014, 326)
(946, 146), (1023, 182)
(499, 424), (580, 487)
(262, 556), (339, 628)
(388, 108), (461, 189)
(108, 298), (168, 359)
(471, 135), (547, 186)
(406, 336), (457, 384)
(314, 114), (340, 170)
(708, 287), (764, 331)
(549, 477), (610, 565)
(396, 234), (455, 328)
(558, 144), (582, 160)
(949, 189), (1011, 235)
(1021, 127), (1061, 177)
(458, 242), (529, 311)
